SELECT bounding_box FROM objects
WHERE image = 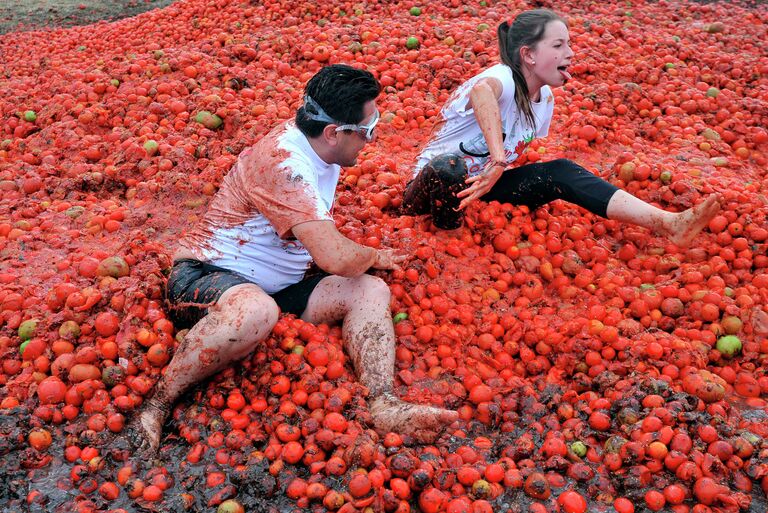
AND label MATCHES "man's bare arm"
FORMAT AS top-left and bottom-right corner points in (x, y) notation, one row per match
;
(292, 220), (404, 276)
